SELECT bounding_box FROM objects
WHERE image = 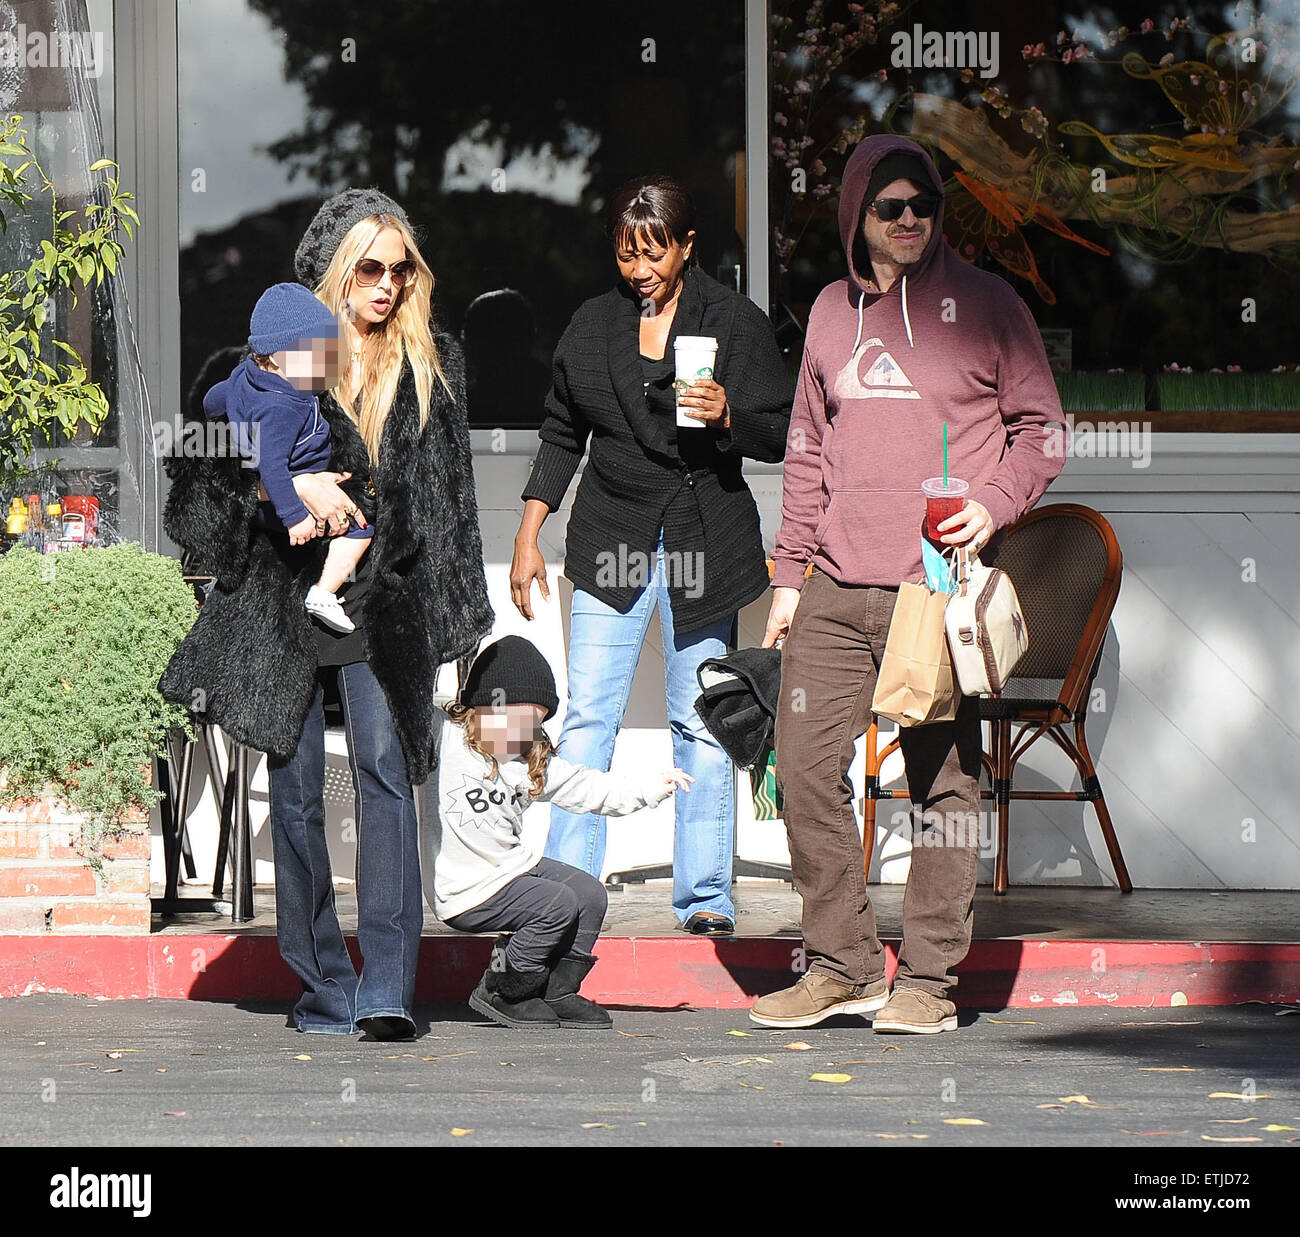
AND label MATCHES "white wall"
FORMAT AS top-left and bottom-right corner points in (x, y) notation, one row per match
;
(155, 433), (1300, 895)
